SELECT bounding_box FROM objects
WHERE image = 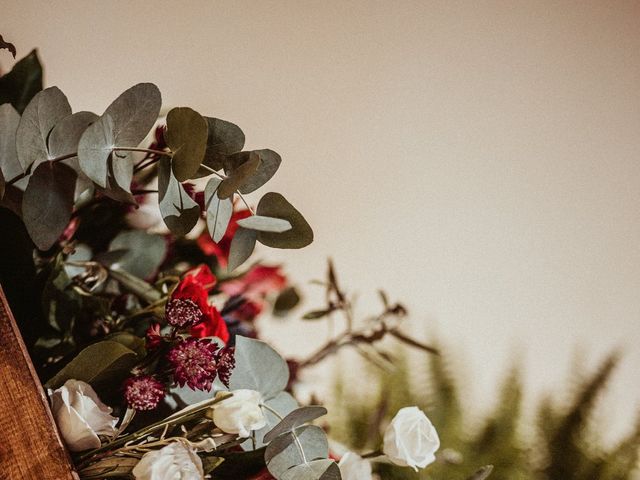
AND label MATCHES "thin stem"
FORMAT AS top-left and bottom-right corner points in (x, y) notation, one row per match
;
(199, 164), (226, 180)
(5, 152), (77, 186)
(361, 450), (383, 459)
(113, 147), (172, 157)
(236, 191), (255, 215)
